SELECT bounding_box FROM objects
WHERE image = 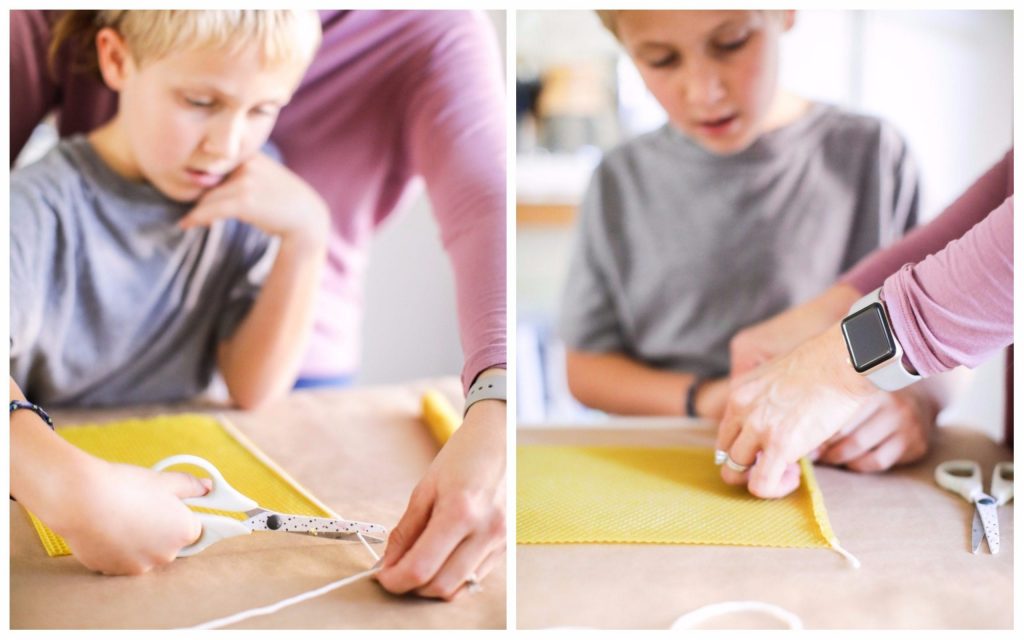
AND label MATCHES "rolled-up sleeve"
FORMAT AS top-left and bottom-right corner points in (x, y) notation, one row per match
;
(883, 196), (1013, 376)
